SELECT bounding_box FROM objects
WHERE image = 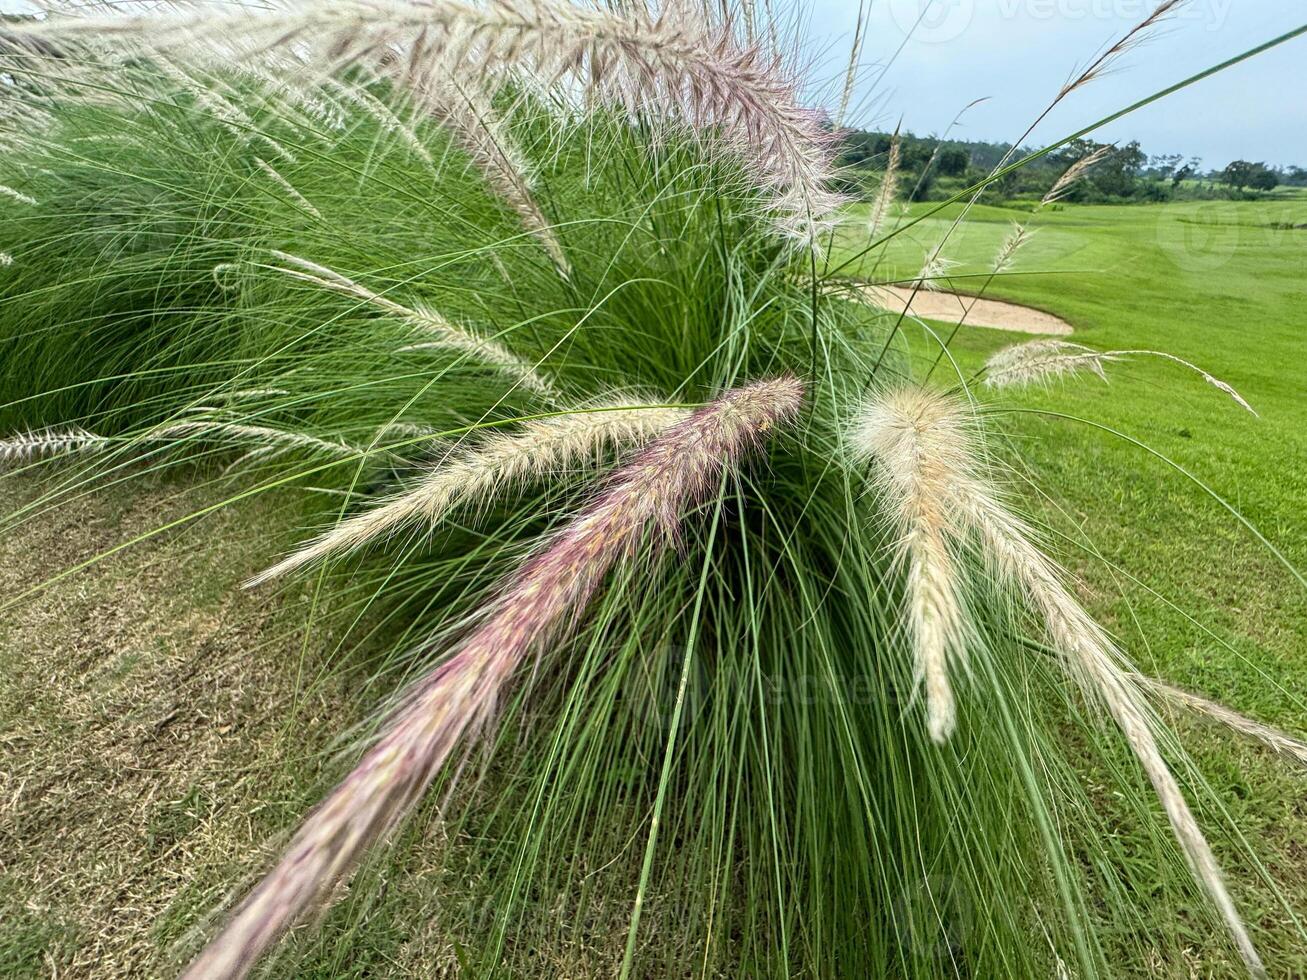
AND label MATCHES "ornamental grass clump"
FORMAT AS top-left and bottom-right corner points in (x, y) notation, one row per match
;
(0, 2), (1304, 978)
